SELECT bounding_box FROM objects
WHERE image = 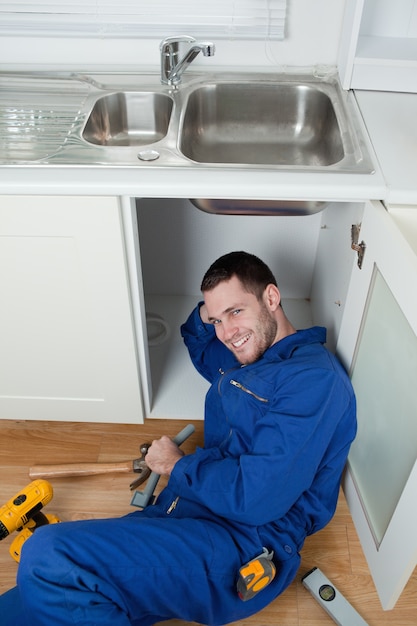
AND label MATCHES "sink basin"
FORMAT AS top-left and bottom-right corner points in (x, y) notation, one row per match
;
(82, 92), (173, 146)
(179, 83), (345, 166)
